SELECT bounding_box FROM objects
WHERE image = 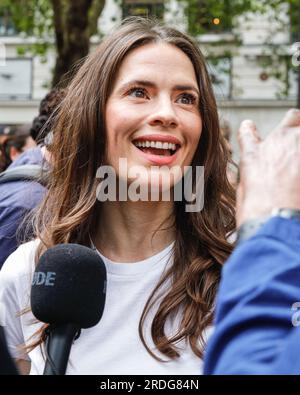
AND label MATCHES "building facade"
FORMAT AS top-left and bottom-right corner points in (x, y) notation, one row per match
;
(0, 0), (297, 157)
